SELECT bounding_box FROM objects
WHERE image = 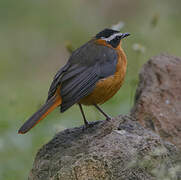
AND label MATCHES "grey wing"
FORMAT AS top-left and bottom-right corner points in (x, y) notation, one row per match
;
(60, 64), (99, 112)
(47, 63), (70, 101)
